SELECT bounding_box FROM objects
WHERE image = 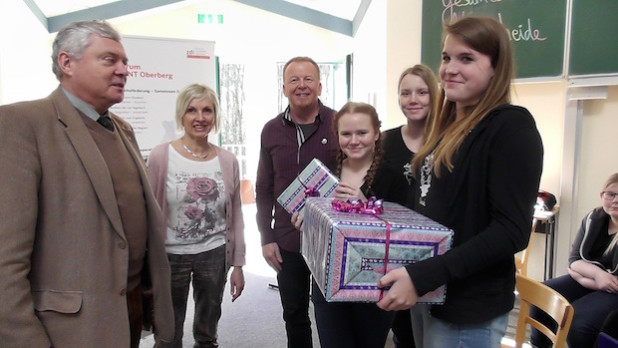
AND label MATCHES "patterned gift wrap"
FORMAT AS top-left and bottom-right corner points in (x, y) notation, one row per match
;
(277, 158), (339, 217)
(302, 197), (453, 303)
